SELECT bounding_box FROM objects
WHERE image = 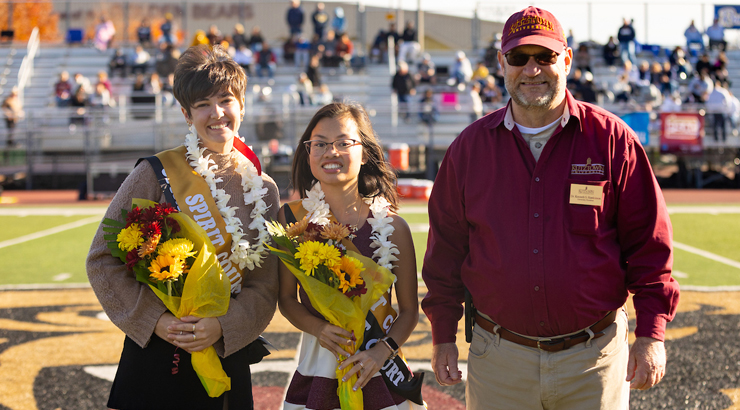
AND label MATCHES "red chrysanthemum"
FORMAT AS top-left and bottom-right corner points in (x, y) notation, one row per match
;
(141, 221), (162, 237)
(125, 249), (142, 270)
(125, 206), (143, 227)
